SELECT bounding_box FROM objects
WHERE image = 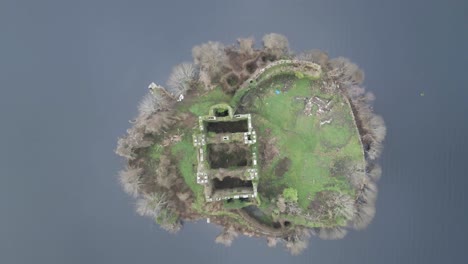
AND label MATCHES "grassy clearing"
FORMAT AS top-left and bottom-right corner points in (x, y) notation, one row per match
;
(170, 134), (205, 211)
(188, 87), (231, 116)
(246, 74), (363, 226)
